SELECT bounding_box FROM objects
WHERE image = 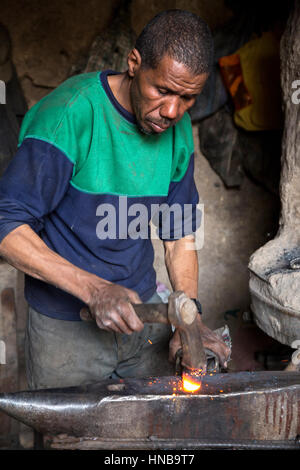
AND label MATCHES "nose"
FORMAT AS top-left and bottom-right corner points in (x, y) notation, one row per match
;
(160, 96), (182, 121)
